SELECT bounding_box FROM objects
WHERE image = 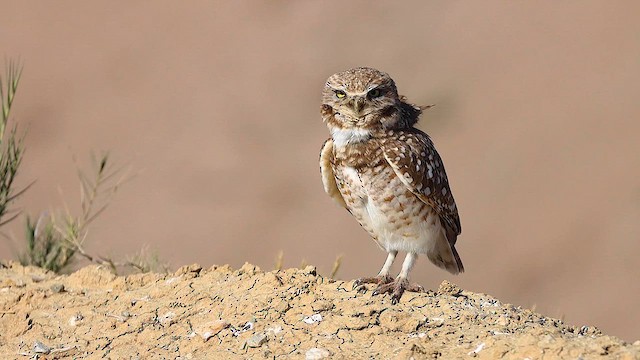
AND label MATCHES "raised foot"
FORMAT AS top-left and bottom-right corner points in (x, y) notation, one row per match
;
(352, 275), (393, 293)
(372, 278), (424, 304)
